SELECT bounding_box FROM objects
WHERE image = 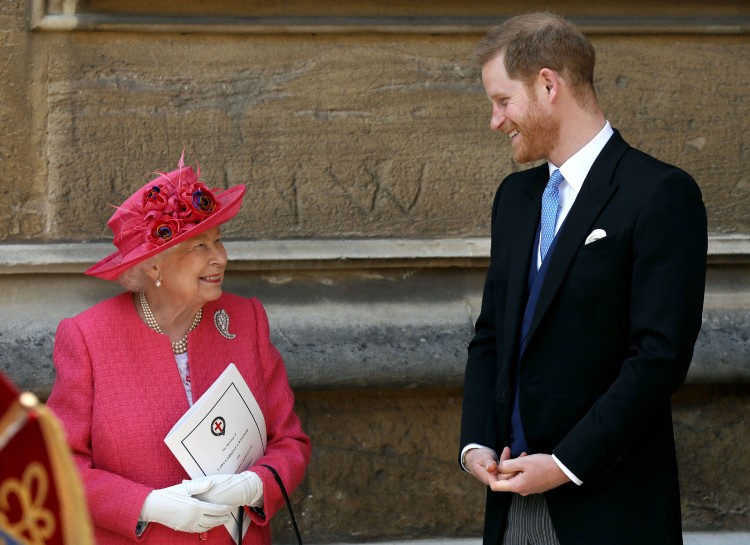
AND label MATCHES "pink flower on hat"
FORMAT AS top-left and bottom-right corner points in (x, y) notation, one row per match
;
(138, 176), (219, 243)
(142, 183), (172, 215)
(148, 217), (183, 247)
(177, 182), (218, 220)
